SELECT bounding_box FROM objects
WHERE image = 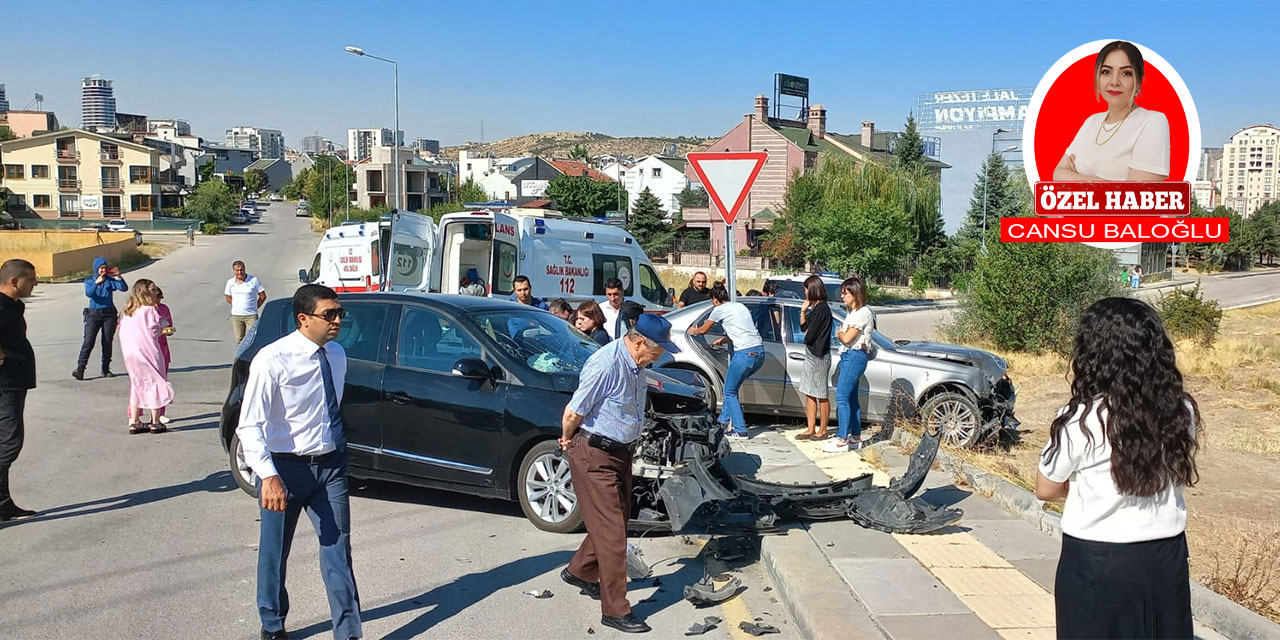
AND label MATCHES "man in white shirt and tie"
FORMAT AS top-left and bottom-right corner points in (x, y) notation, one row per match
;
(237, 284), (361, 640)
